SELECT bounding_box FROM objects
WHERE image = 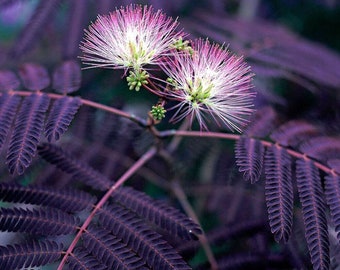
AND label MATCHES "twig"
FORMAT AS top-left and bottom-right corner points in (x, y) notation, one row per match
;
(171, 180), (219, 270)
(166, 117), (192, 153)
